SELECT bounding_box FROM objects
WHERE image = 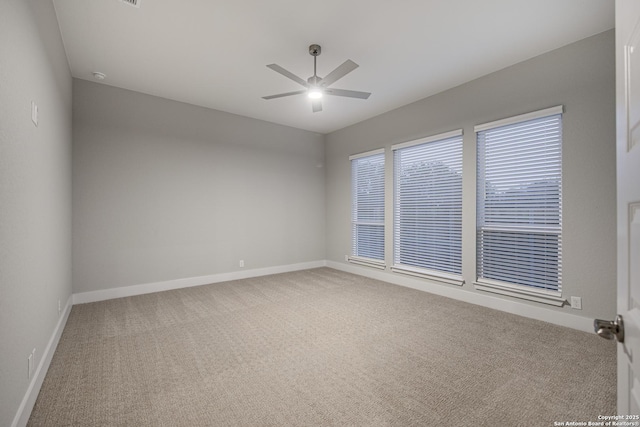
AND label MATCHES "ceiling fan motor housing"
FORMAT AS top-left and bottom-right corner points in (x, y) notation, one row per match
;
(308, 75), (322, 85)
